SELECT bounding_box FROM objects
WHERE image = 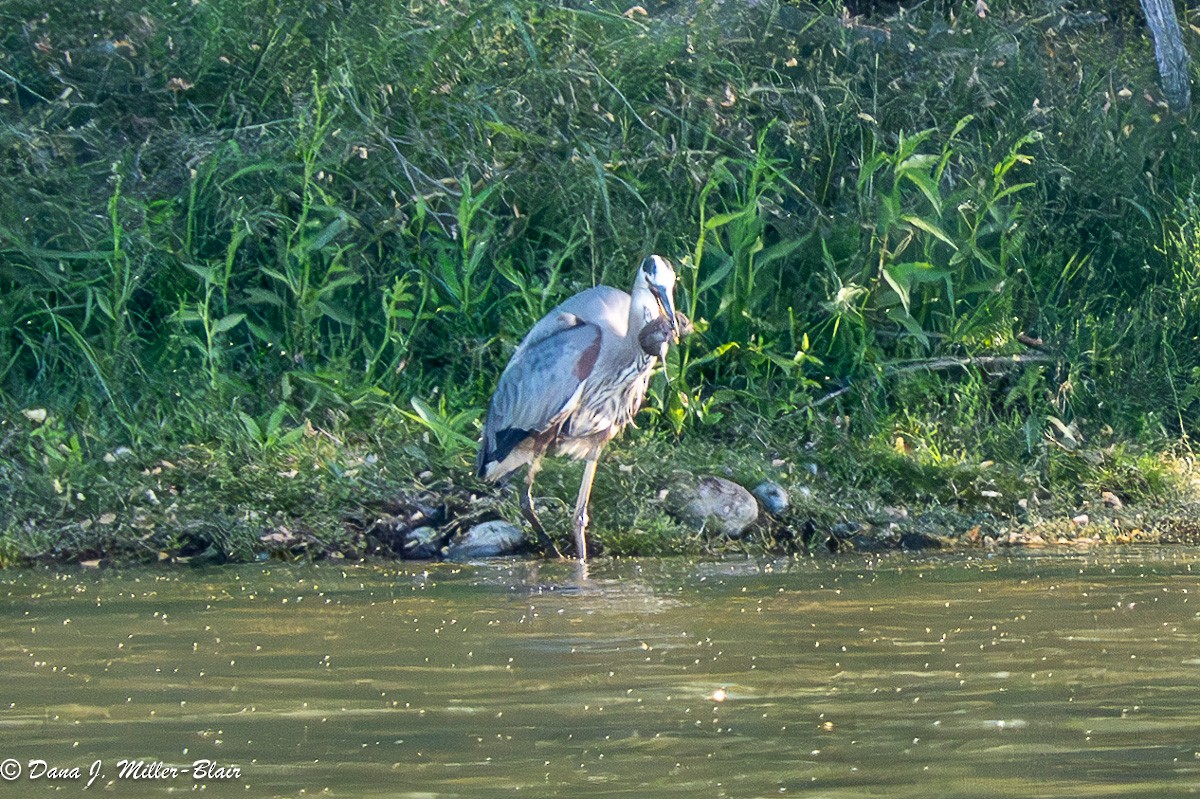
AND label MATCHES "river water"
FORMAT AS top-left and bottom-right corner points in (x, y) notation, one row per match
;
(2, 549), (1199, 797)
